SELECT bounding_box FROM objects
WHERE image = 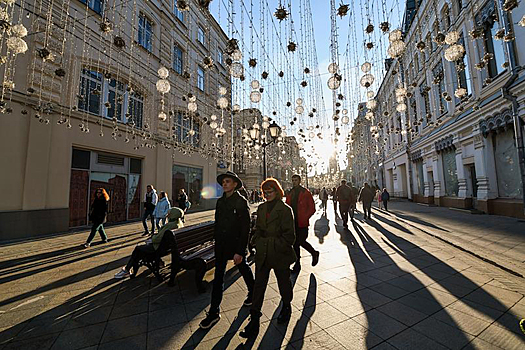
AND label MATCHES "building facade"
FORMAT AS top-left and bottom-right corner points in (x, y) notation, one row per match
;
(373, 0), (525, 218)
(0, 0), (232, 239)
